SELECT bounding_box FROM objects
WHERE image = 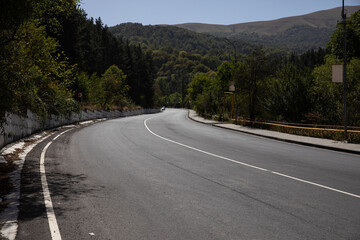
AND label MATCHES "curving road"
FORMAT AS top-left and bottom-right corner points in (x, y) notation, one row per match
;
(17, 109), (360, 239)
